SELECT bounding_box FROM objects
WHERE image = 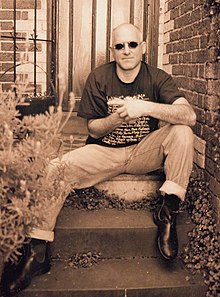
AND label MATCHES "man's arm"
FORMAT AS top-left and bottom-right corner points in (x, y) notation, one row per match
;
(108, 97), (196, 127)
(87, 112), (124, 139)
